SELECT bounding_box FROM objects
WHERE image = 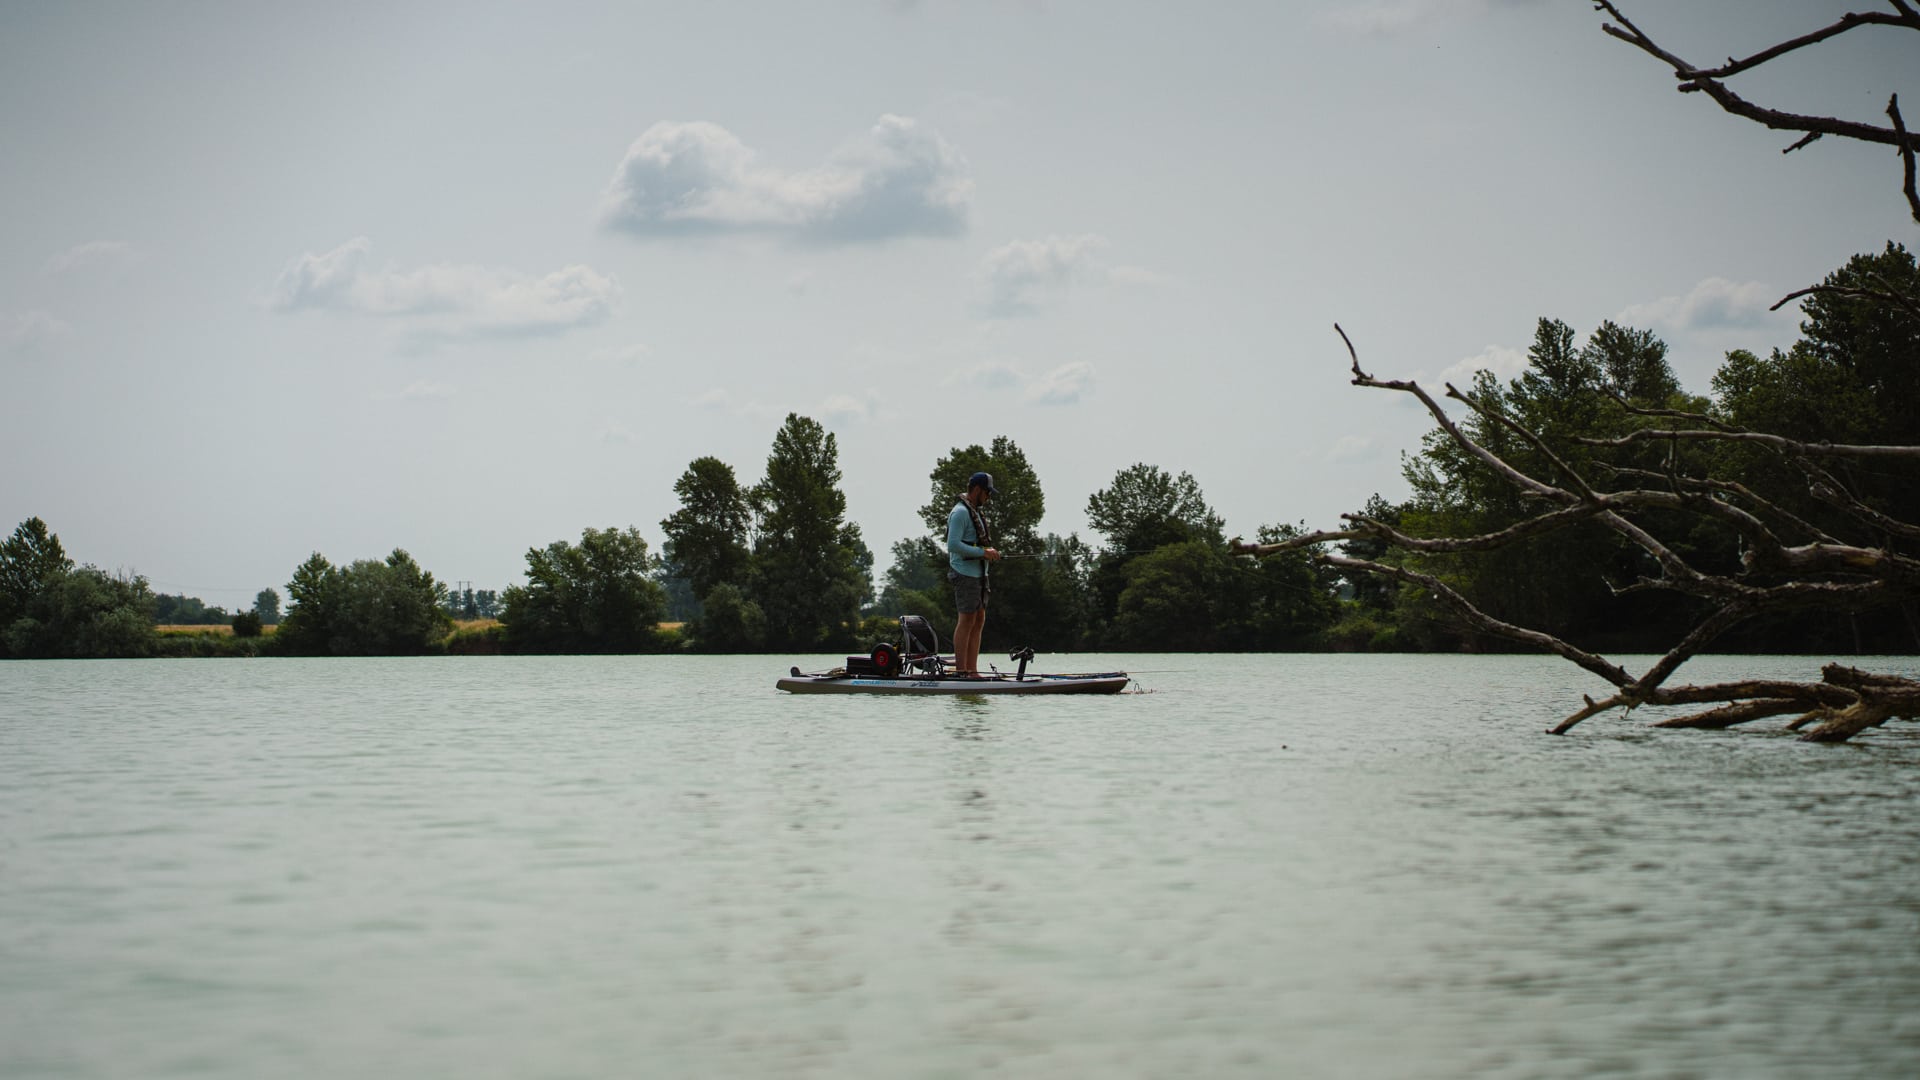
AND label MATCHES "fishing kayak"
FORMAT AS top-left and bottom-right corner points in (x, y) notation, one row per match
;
(781, 614), (1127, 694)
(776, 668), (1130, 695)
